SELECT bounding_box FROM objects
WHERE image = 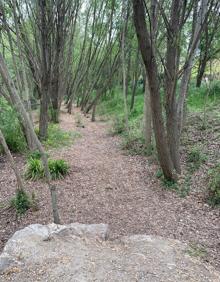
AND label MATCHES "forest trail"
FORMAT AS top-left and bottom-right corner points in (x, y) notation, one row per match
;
(0, 108), (220, 271)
